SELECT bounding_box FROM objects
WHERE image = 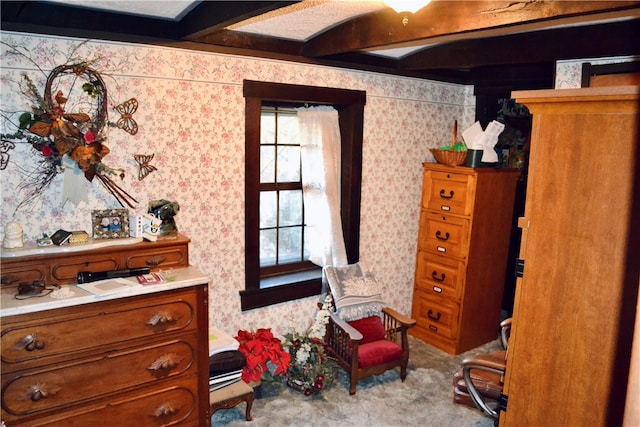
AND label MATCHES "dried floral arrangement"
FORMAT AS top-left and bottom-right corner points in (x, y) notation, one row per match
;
(0, 41), (139, 212)
(282, 296), (338, 396)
